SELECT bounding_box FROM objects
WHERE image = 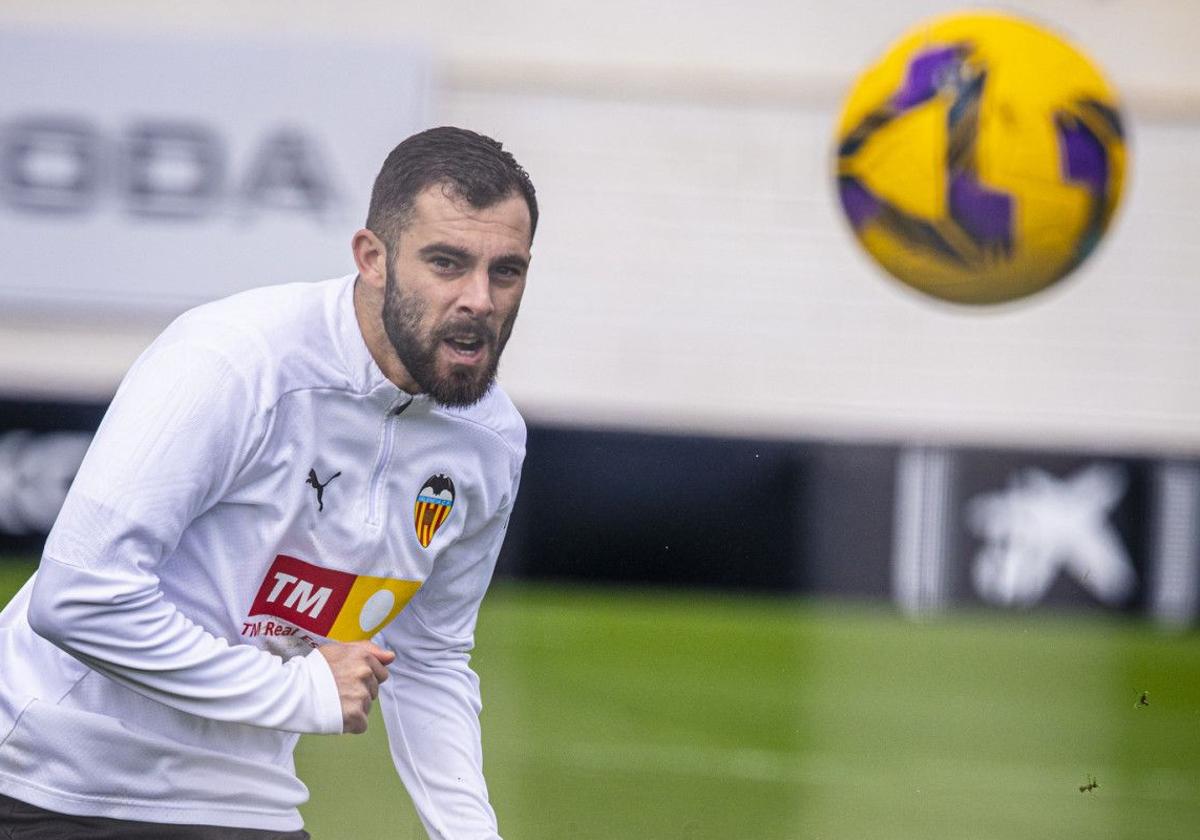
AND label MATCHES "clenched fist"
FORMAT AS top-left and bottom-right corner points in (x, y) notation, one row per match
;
(317, 641), (396, 734)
